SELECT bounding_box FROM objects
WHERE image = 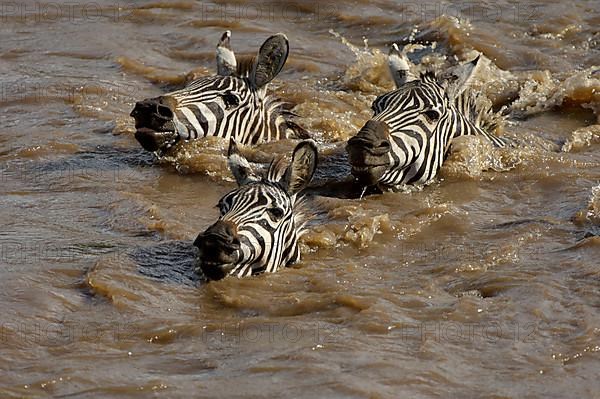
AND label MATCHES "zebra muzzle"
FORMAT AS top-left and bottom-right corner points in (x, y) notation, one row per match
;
(130, 97), (179, 152)
(194, 221), (241, 280)
(346, 120), (391, 185)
